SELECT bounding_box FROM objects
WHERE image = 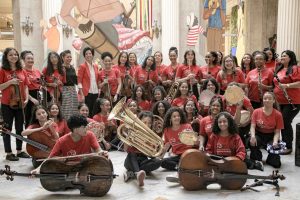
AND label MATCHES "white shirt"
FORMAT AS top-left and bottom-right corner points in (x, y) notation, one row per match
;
(87, 62), (99, 94)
